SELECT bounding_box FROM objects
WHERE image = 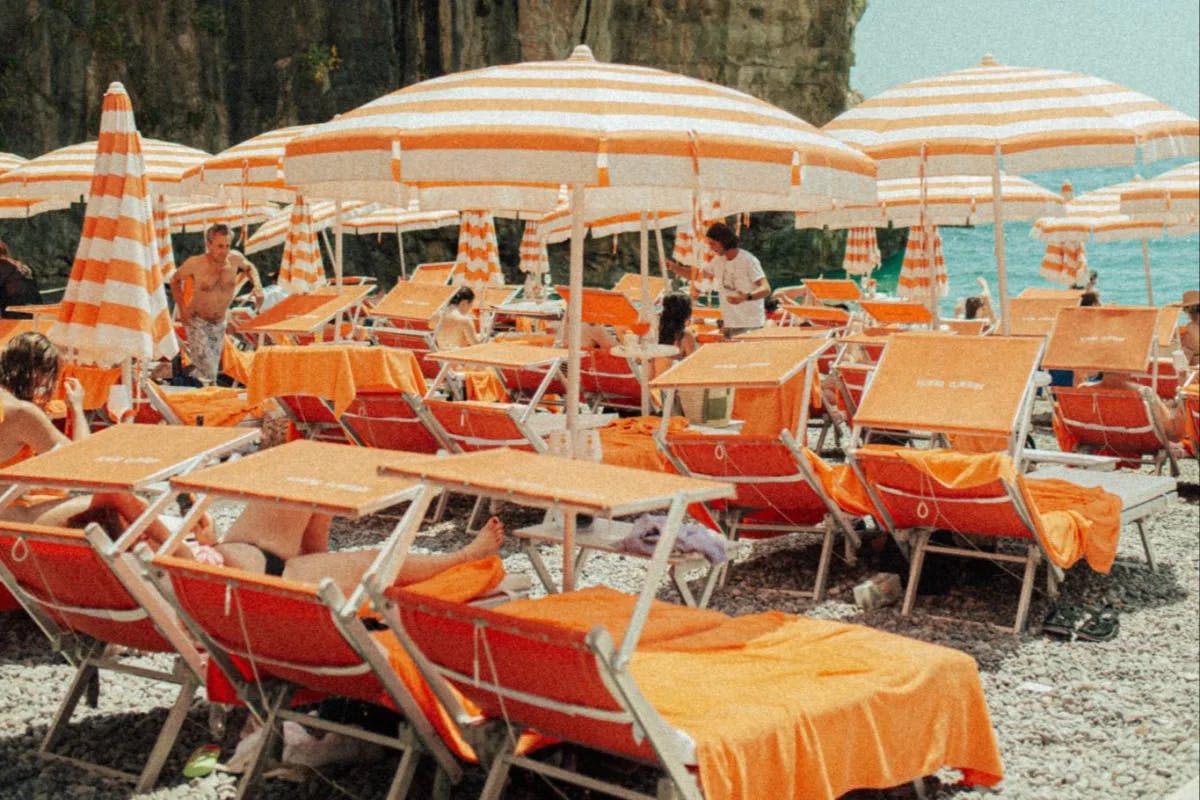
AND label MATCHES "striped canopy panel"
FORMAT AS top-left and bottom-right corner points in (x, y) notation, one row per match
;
(897, 224), (948, 302)
(454, 211), (502, 285)
(842, 227), (881, 276)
